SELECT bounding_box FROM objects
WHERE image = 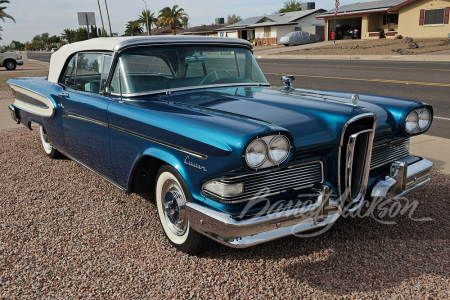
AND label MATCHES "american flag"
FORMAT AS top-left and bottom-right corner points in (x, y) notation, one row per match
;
(335, 0), (340, 15)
